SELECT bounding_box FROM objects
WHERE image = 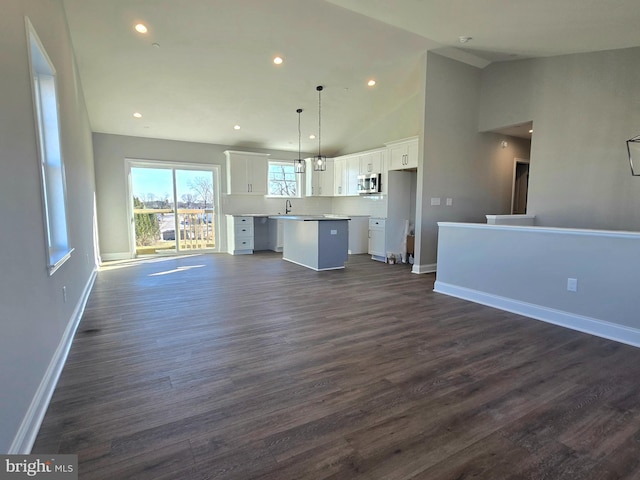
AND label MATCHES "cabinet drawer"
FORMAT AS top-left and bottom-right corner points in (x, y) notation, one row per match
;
(233, 237), (254, 249)
(234, 216), (253, 226)
(234, 224), (254, 237)
(369, 218), (385, 229)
